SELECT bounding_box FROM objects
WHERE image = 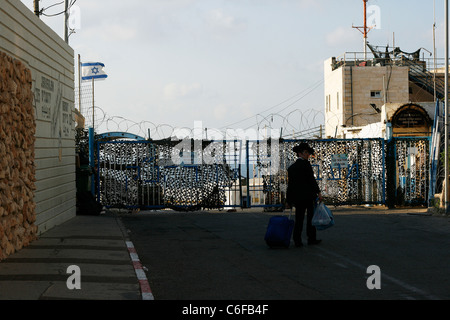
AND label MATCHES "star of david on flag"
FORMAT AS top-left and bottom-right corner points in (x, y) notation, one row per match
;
(81, 62), (108, 81)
